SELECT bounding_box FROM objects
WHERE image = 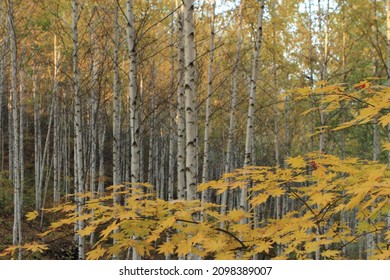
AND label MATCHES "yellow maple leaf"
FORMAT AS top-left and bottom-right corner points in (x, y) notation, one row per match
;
(383, 143), (390, 151)
(226, 209), (250, 222)
(25, 210), (39, 221)
(100, 220), (118, 240)
(253, 241), (273, 254)
(286, 155), (306, 169)
(250, 193), (269, 206)
(175, 240), (192, 257)
(160, 216), (176, 230)
(321, 250), (339, 259)
(0, 245), (19, 257)
(190, 232), (205, 245)
(266, 187), (285, 197)
(203, 239), (225, 253)
(23, 242), (48, 253)
(379, 114), (390, 127)
(86, 245), (106, 260)
(158, 242), (176, 256)
(77, 225), (96, 237)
